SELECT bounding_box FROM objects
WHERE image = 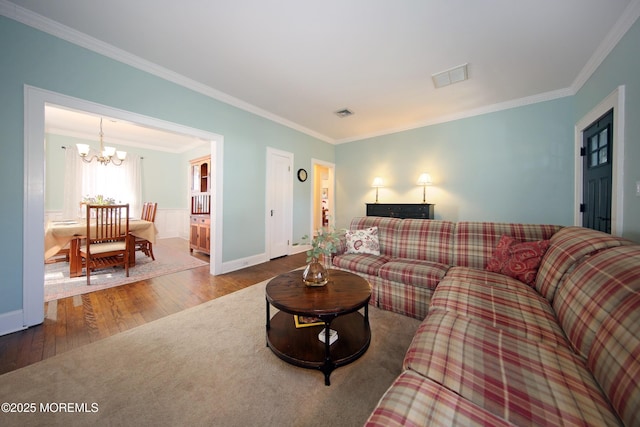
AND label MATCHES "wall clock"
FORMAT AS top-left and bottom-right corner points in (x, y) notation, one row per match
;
(297, 168), (308, 182)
